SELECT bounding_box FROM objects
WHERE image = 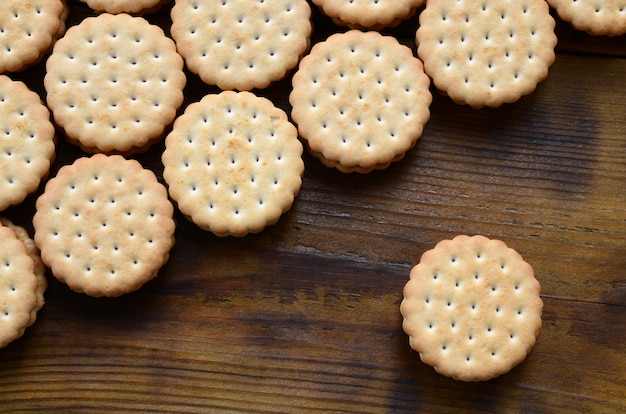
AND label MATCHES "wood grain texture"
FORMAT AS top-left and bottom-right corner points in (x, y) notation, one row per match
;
(1, 1), (625, 412)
